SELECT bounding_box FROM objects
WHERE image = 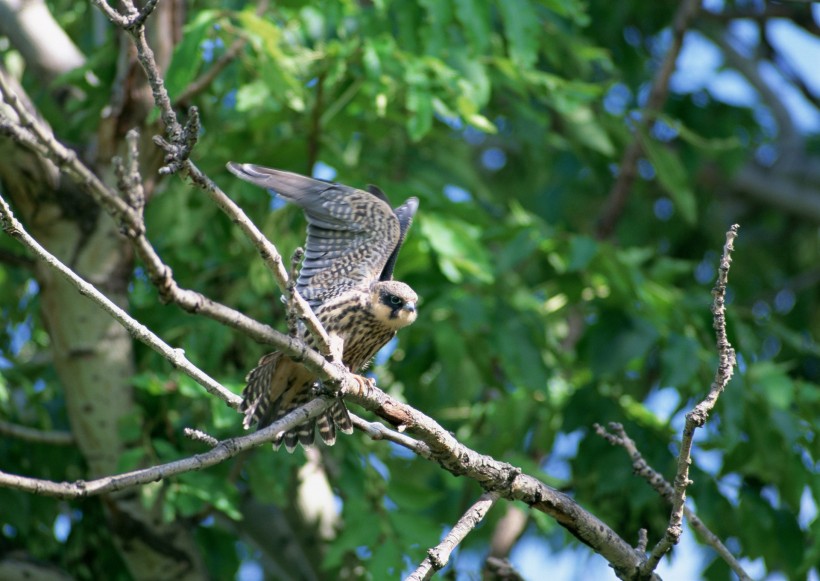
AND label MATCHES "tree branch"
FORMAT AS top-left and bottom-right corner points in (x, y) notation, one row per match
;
(0, 192), (240, 408)
(350, 413), (432, 459)
(0, 419), (74, 445)
(0, 170), (652, 576)
(0, 398), (332, 499)
(406, 491), (501, 581)
(0, 0), (85, 85)
(640, 224), (739, 575)
(595, 422), (752, 581)
(342, 379), (652, 580)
